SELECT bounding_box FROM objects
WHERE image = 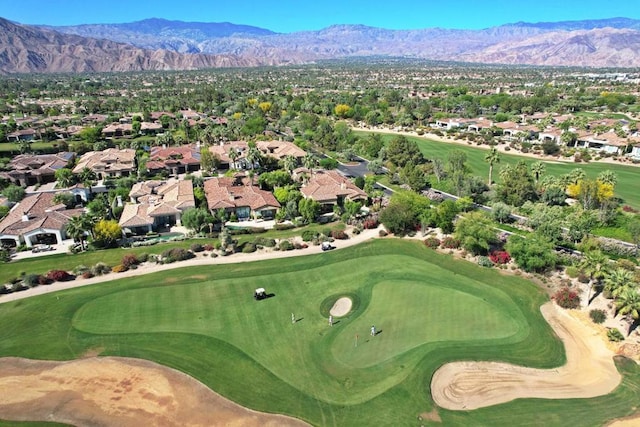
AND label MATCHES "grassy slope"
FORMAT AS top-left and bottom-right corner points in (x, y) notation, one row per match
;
(1, 239), (638, 426)
(355, 131), (640, 209)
